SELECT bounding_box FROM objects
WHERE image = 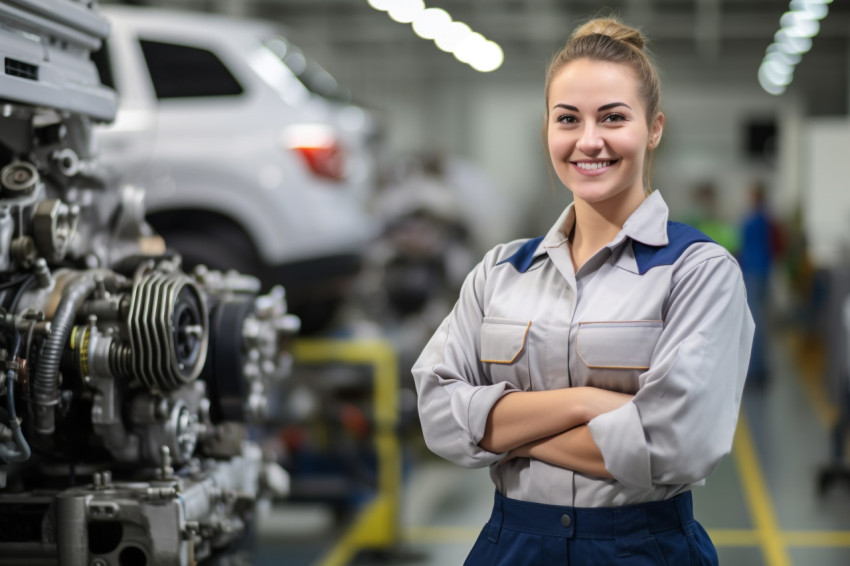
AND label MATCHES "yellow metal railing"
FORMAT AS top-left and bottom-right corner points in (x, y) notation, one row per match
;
(290, 338), (401, 566)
